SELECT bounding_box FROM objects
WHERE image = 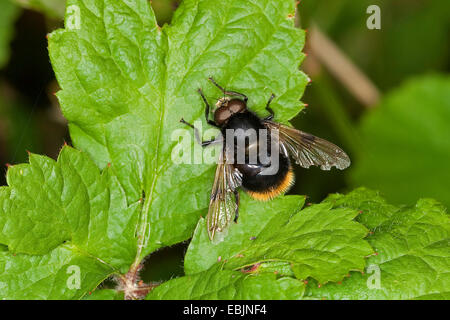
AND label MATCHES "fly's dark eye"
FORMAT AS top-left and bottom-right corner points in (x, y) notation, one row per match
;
(214, 107), (232, 125)
(228, 99), (246, 114)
